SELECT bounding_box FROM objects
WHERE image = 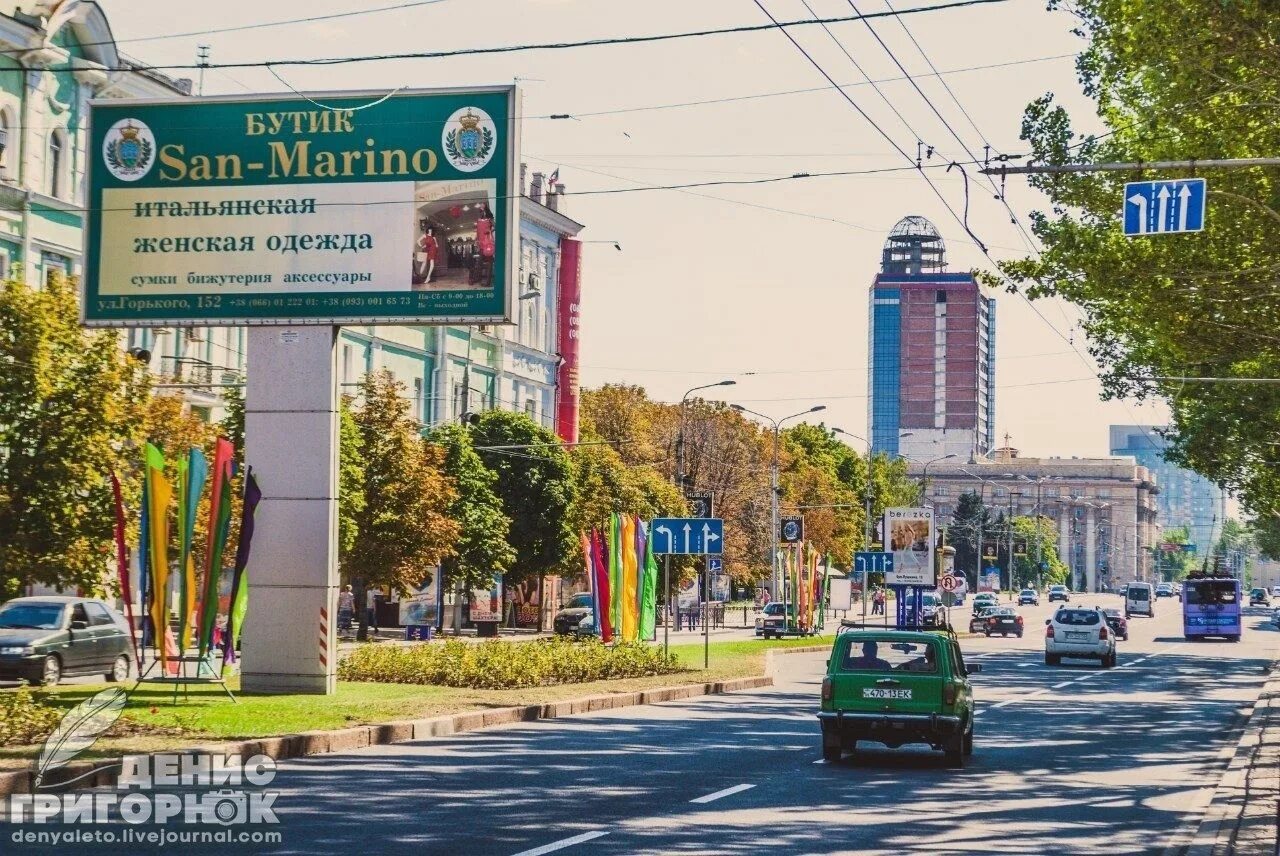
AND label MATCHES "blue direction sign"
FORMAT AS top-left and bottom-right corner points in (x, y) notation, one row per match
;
(1124, 178), (1205, 236)
(651, 518), (724, 555)
(854, 551), (893, 577)
(708, 557), (723, 573)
